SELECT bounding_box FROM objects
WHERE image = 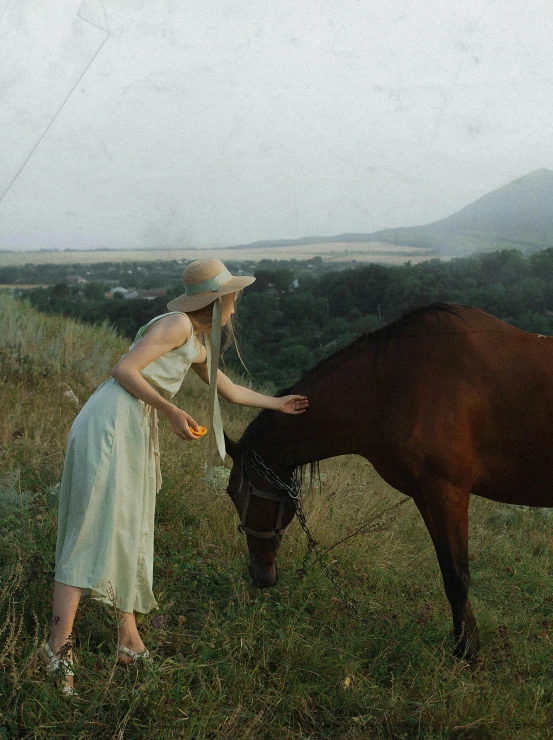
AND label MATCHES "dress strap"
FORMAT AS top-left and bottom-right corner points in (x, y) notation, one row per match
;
(136, 311), (190, 339)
